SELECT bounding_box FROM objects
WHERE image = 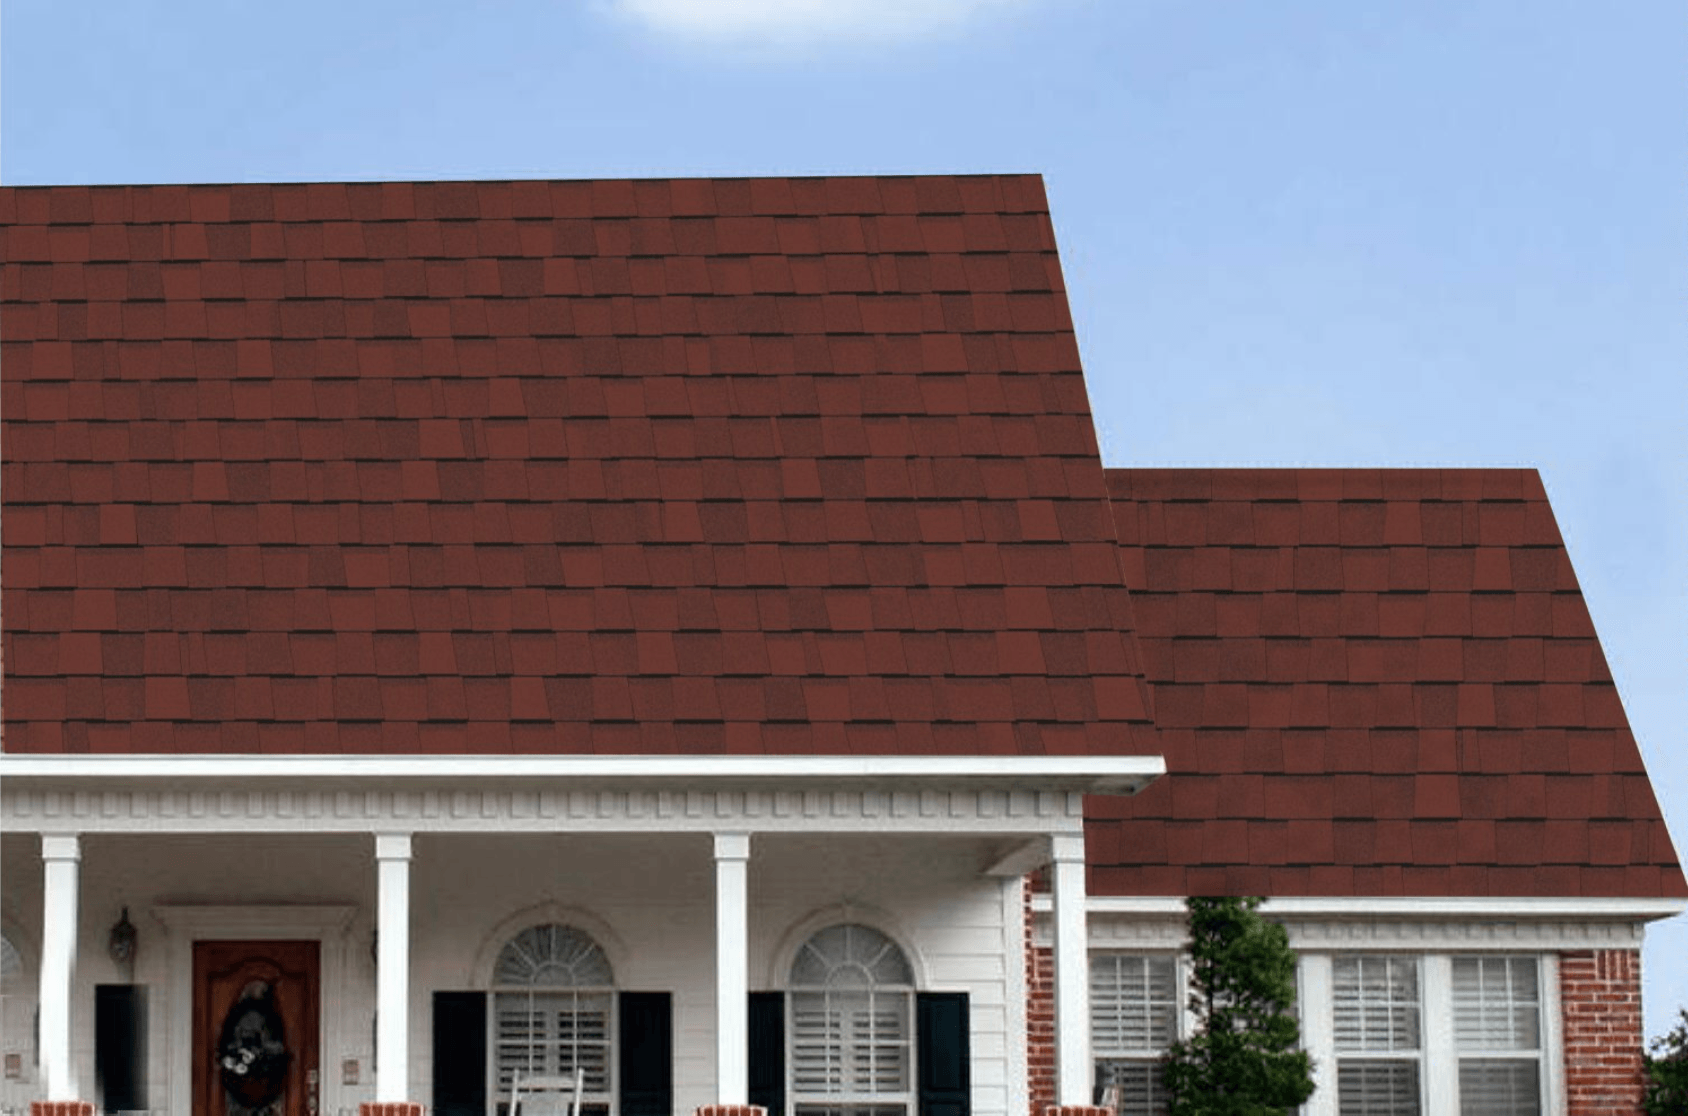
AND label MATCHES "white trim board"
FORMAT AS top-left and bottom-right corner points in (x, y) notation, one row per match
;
(1031, 896), (1677, 952)
(0, 753), (1164, 794)
(4, 785), (1095, 837)
(1031, 895), (1687, 921)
